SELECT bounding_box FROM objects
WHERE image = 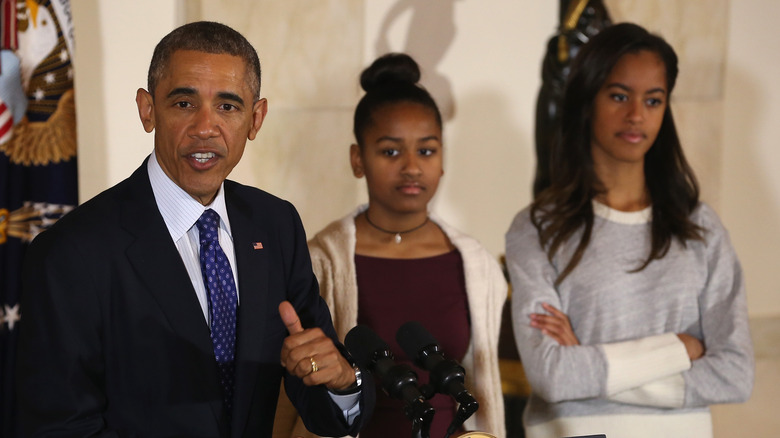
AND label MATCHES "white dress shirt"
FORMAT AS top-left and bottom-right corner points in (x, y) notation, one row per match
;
(147, 151), (238, 326)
